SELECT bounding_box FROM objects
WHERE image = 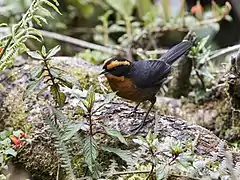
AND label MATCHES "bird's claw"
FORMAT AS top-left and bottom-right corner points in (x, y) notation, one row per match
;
(130, 121), (145, 135)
